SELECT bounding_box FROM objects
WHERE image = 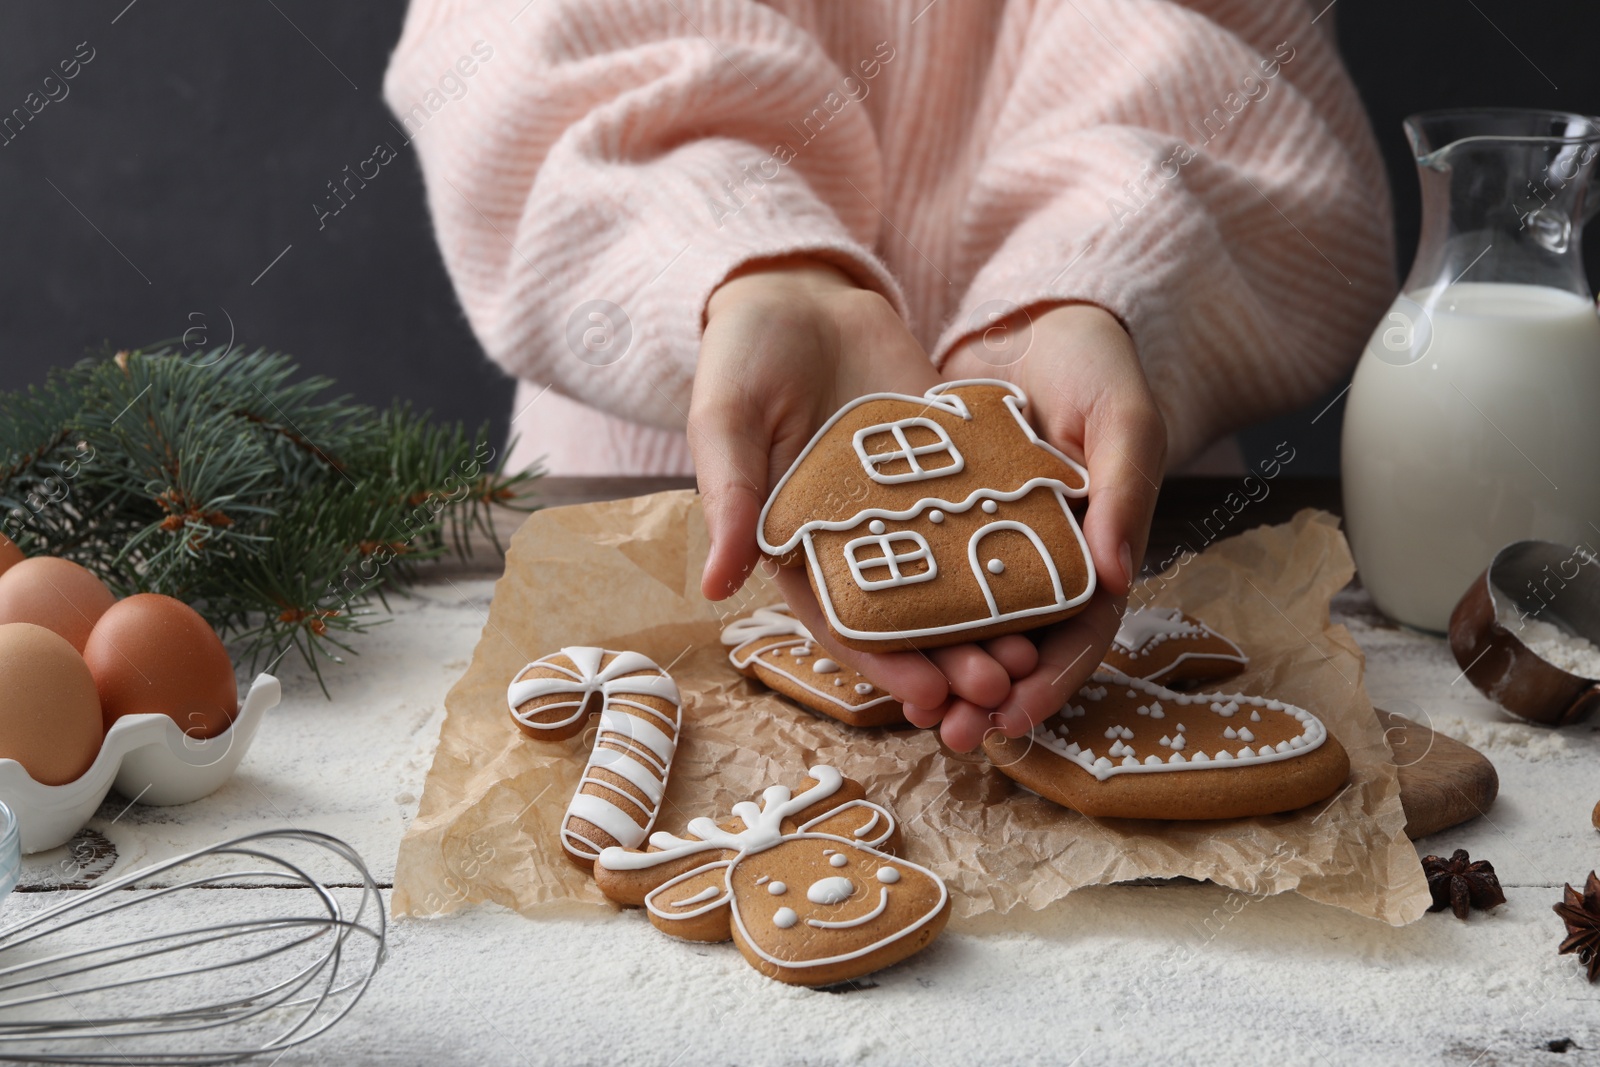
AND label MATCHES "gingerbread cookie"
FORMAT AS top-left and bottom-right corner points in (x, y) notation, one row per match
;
(721, 605), (903, 727)
(507, 647), (681, 867)
(1101, 606), (1247, 685)
(594, 765), (950, 986)
(758, 379), (1095, 652)
(984, 671), (1349, 820)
